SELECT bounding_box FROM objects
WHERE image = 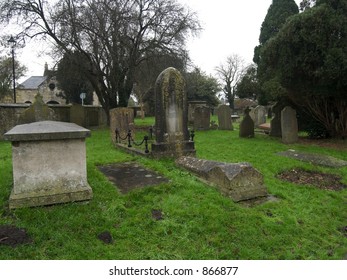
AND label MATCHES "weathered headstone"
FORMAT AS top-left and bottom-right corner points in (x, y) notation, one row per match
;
(110, 107), (135, 144)
(250, 105), (267, 127)
(270, 101), (288, 137)
(239, 107), (255, 138)
(176, 157), (268, 202)
(19, 94), (56, 124)
(70, 104), (85, 127)
(255, 105), (267, 127)
(270, 103), (281, 137)
(188, 101), (207, 125)
(4, 121), (92, 209)
(193, 106), (211, 131)
(281, 106), (298, 144)
(151, 67), (195, 157)
(217, 104), (233, 130)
